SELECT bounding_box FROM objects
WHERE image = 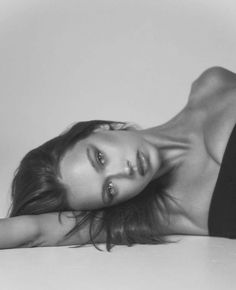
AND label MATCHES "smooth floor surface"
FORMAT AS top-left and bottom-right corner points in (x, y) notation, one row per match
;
(0, 236), (236, 290)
